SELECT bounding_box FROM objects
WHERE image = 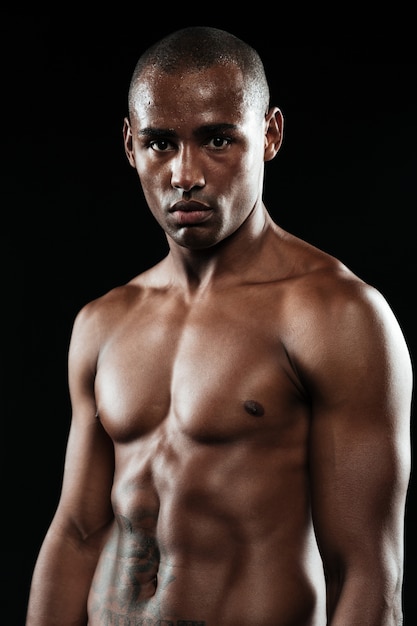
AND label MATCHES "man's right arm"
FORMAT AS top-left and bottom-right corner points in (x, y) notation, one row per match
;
(26, 302), (115, 625)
